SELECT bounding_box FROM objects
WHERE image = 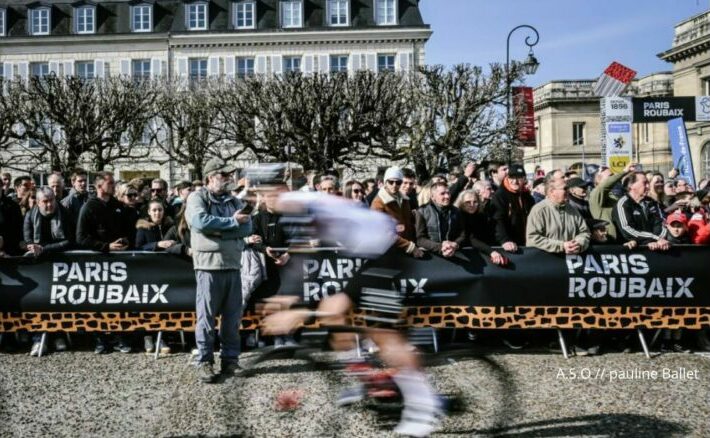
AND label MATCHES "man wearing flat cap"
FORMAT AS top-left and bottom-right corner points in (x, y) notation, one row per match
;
(566, 177), (594, 228)
(186, 158), (252, 383)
